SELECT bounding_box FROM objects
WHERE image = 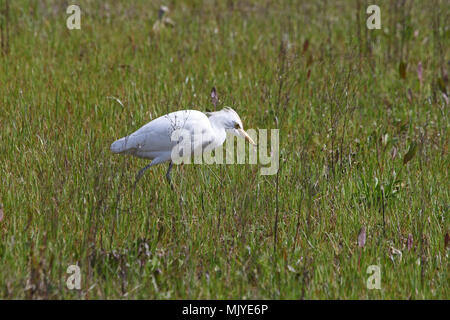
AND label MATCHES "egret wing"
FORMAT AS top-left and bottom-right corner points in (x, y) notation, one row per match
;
(110, 110), (213, 159)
